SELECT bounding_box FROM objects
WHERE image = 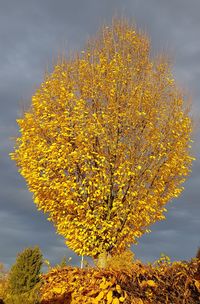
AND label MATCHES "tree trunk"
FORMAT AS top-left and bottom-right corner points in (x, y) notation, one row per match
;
(95, 251), (111, 269)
